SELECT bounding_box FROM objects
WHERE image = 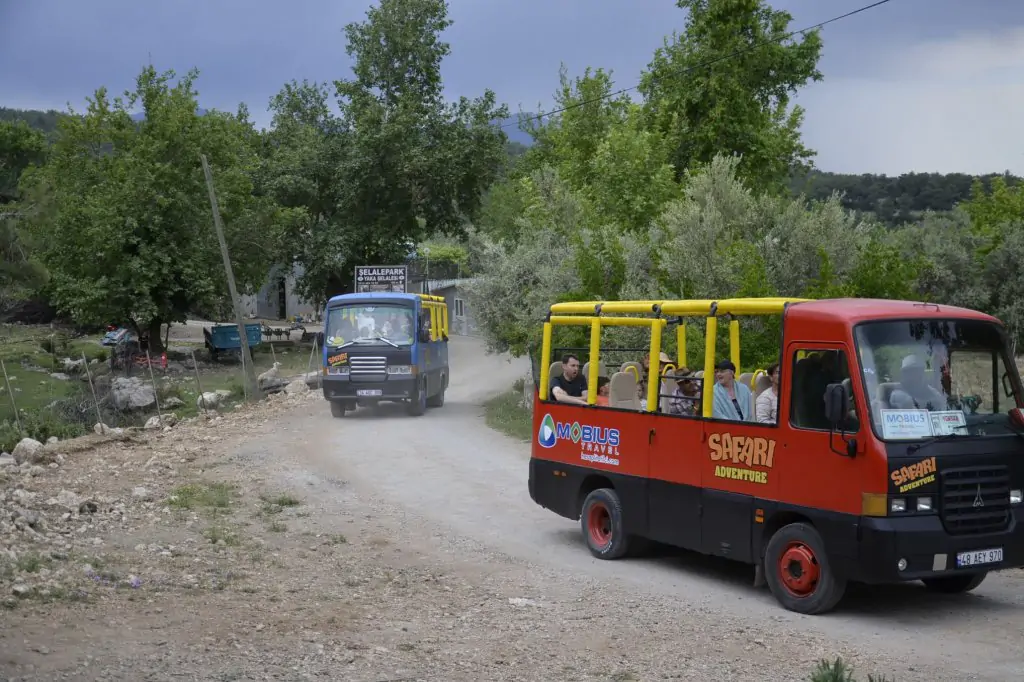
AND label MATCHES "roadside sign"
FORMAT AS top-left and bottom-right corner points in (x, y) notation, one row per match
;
(354, 265), (408, 293)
